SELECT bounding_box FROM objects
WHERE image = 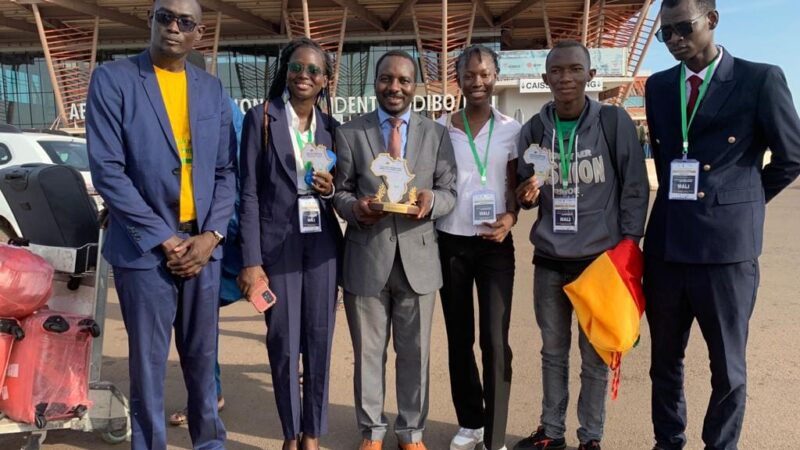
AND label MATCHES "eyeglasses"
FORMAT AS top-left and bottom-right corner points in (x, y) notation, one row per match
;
(655, 13), (707, 43)
(153, 9), (199, 33)
(287, 62), (324, 77)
